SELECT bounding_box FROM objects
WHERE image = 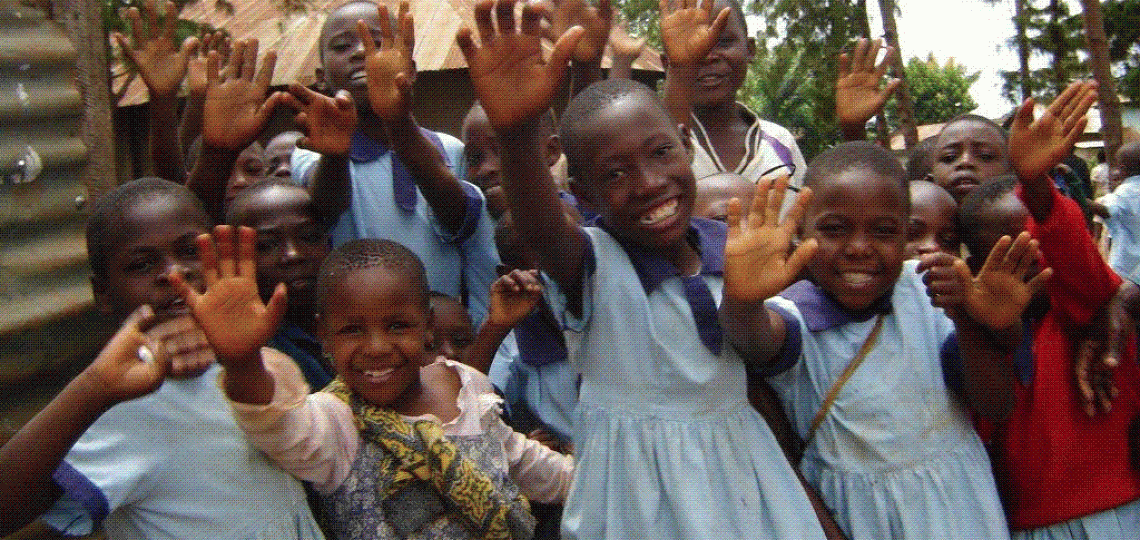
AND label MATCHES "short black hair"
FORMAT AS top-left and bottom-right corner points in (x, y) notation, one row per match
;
(224, 178), (318, 226)
(315, 238), (430, 314)
(957, 174), (1018, 255)
(559, 78), (664, 180)
(804, 141), (908, 194)
(1119, 142), (1140, 179)
(319, 0), (389, 64)
(939, 114), (1008, 145)
(905, 137), (937, 182)
(86, 178), (210, 278)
